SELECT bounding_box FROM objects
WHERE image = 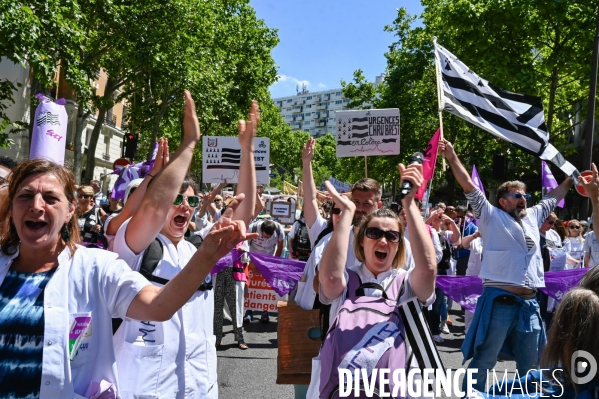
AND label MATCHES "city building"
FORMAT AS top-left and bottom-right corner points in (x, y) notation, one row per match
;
(0, 58), (126, 193)
(273, 74), (384, 137)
